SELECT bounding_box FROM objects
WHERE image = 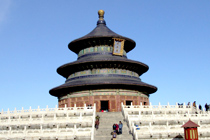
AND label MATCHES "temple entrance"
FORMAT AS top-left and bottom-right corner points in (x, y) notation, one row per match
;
(126, 100), (132, 105)
(100, 101), (109, 111)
